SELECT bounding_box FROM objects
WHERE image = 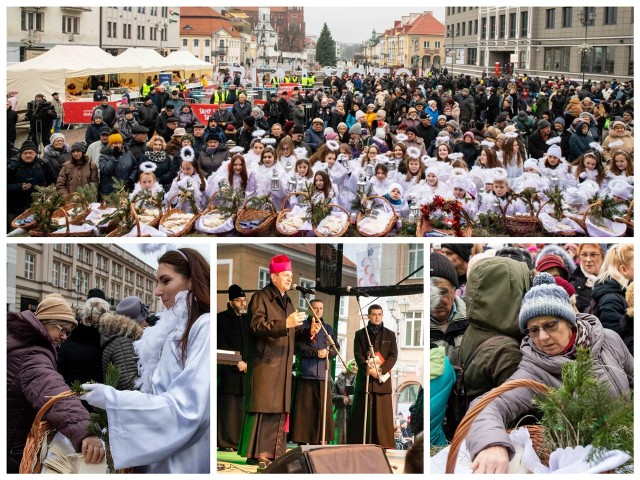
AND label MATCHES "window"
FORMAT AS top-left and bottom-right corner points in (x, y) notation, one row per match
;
(339, 296), (349, 318)
(136, 274), (143, 287)
(489, 16), (496, 38)
(161, 7), (168, 18)
(258, 267), (270, 289)
(480, 50), (486, 67)
(404, 311), (423, 347)
(52, 262), (59, 287)
(205, 56), (210, 62)
(112, 262), (122, 277)
(467, 48), (477, 65)
(193, 39), (199, 47)
(562, 7), (572, 28)
(544, 46), (571, 72)
(63, 244), (71, 256)
(423, 40), (430, 48)
(182, 38), (188, 47)
(499, 14), (505, 38)
(461, 22), (465, 36)
(62, 16), (79, 34)
(111, 282), (121, 301)
(582, 46), (615, 75)
(520, 11), (528, 36)
(137, 7), (145, 14)
(604, 7), (617, 25)
(297, 278), (315, 310)
(545, 9), (555, 29)
(455, 23), (460, 36)
(509, 13), (516, 37)
(435, 41), (441, 48)
(398, 383), (420, 405)
(145, 294), (152, 306)
(474, 19), (478, 35)
(95, 276), (106, 292)
(21, 9), (44, 32)
(150, 7), (158, 16)
(468, 21), (472, 36)
(628, 46), (634, 76)
(481, 17), (487, 39)
(408, 244), (424, 279)
(25, 252), (35, 280)
(519, 50), (527, 69)
(75, 270), (89, 295)
(125, 287), (133, 298)
(146, 279), (153, 291)
(205, 38), (210, 47)
(61, 265), (69, 289)
(582, 7), (596, 26)
(137, 25), (145, 40)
